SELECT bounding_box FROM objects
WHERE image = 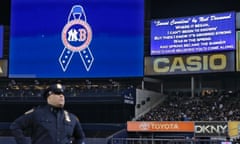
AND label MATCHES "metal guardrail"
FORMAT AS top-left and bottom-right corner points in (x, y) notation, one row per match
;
(0, 137), (109, 144)
(0, 137), (231, 144)
(111, 138), (226, 144)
